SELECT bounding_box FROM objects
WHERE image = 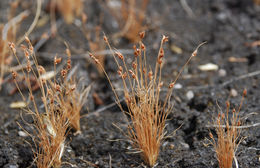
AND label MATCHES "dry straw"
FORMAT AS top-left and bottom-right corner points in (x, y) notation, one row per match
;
(209, 89), (247, 168)
(10, 37), (89, 167)
(90, 32), (205, 166)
